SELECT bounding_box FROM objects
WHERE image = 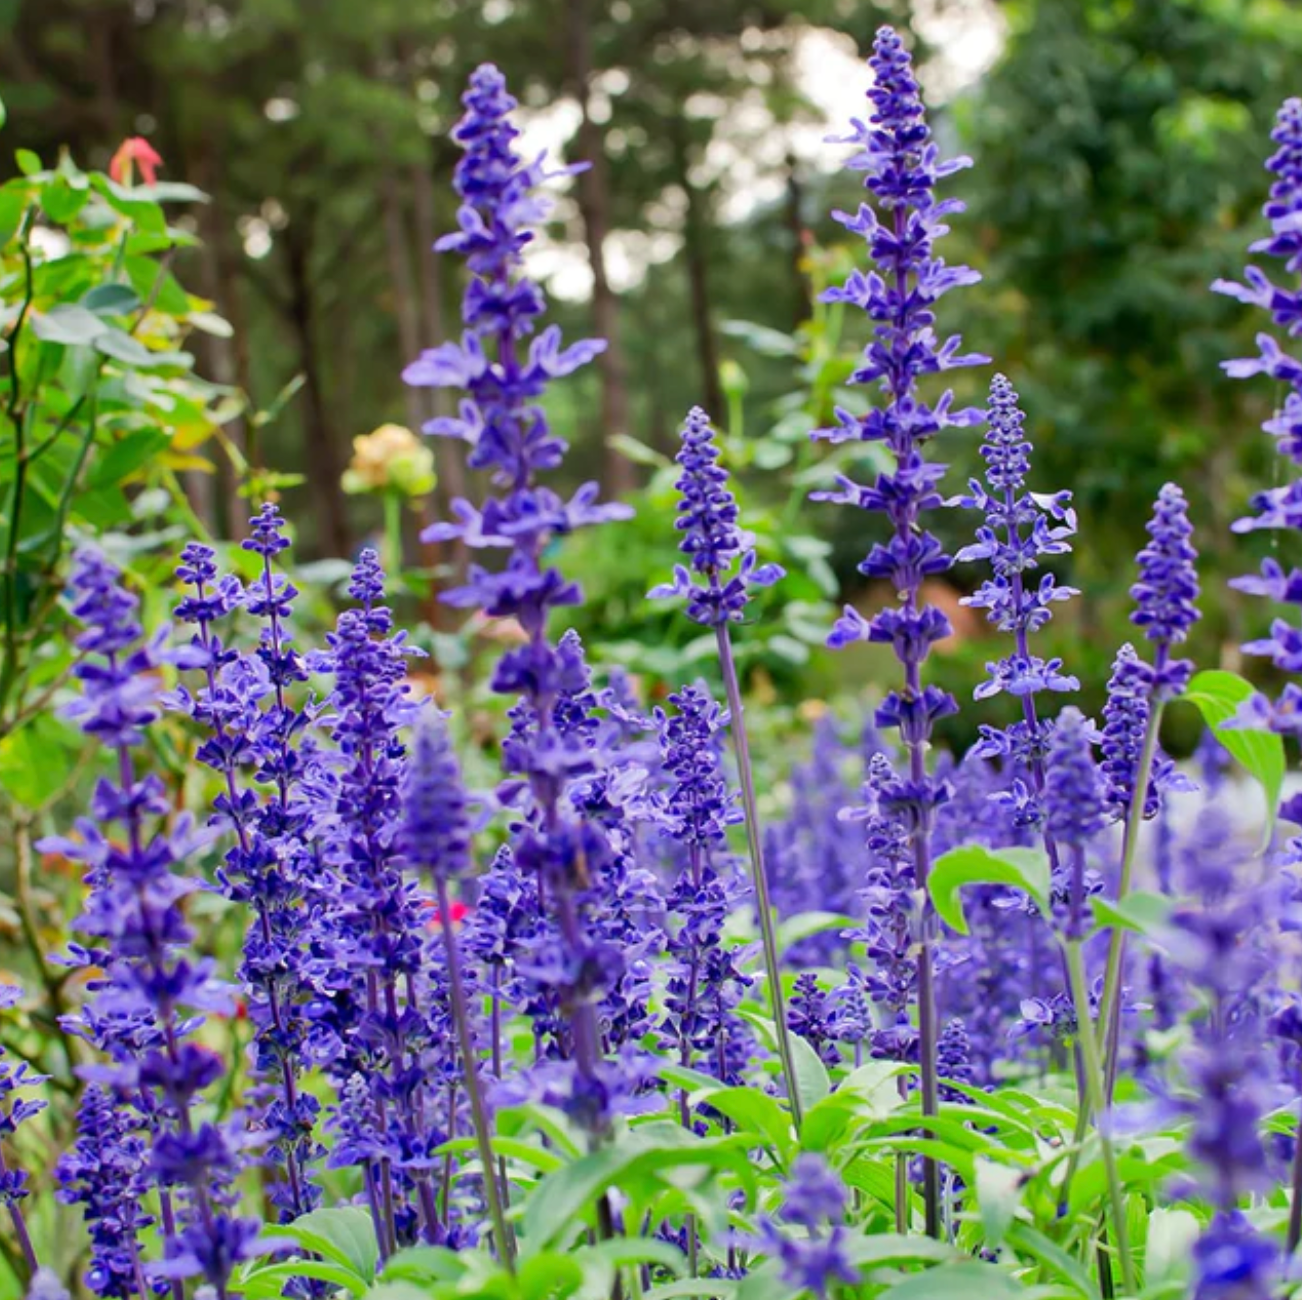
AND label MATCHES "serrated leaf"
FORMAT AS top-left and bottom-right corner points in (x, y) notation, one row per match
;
(928, 844), (1051, 935)
(1183, 669), (1285, 839)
